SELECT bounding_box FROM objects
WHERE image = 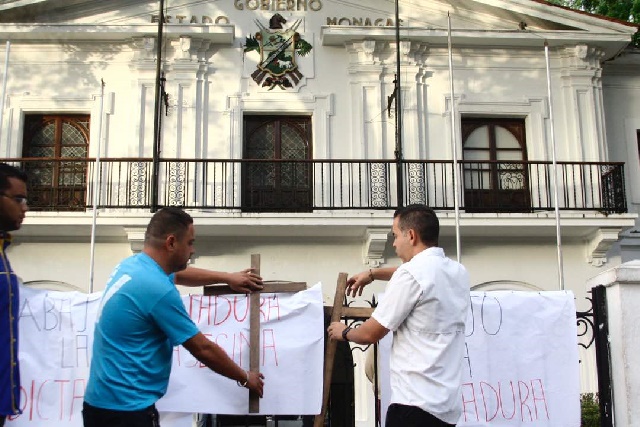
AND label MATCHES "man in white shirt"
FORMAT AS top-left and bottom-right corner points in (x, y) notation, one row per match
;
(328, 204), (469, 427)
